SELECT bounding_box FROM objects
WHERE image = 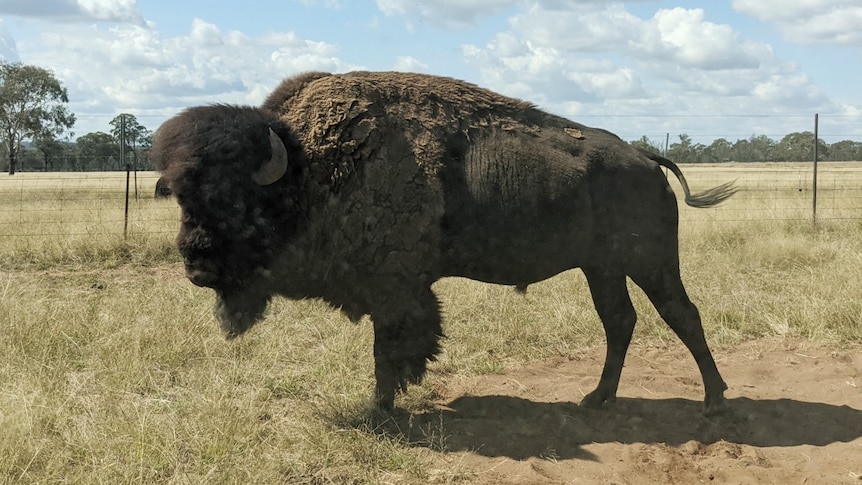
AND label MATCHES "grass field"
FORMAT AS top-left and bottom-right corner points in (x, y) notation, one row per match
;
(0, 171), (177, 270)
(1, 164), (861, 483)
